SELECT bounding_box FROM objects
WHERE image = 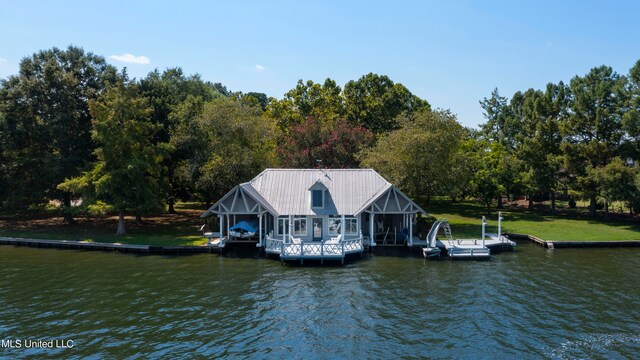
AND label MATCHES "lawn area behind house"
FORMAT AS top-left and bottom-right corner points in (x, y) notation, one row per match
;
(427, 201), (640, 241)
(0, 202), (209, 247)
(2, 200), (640, 246)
